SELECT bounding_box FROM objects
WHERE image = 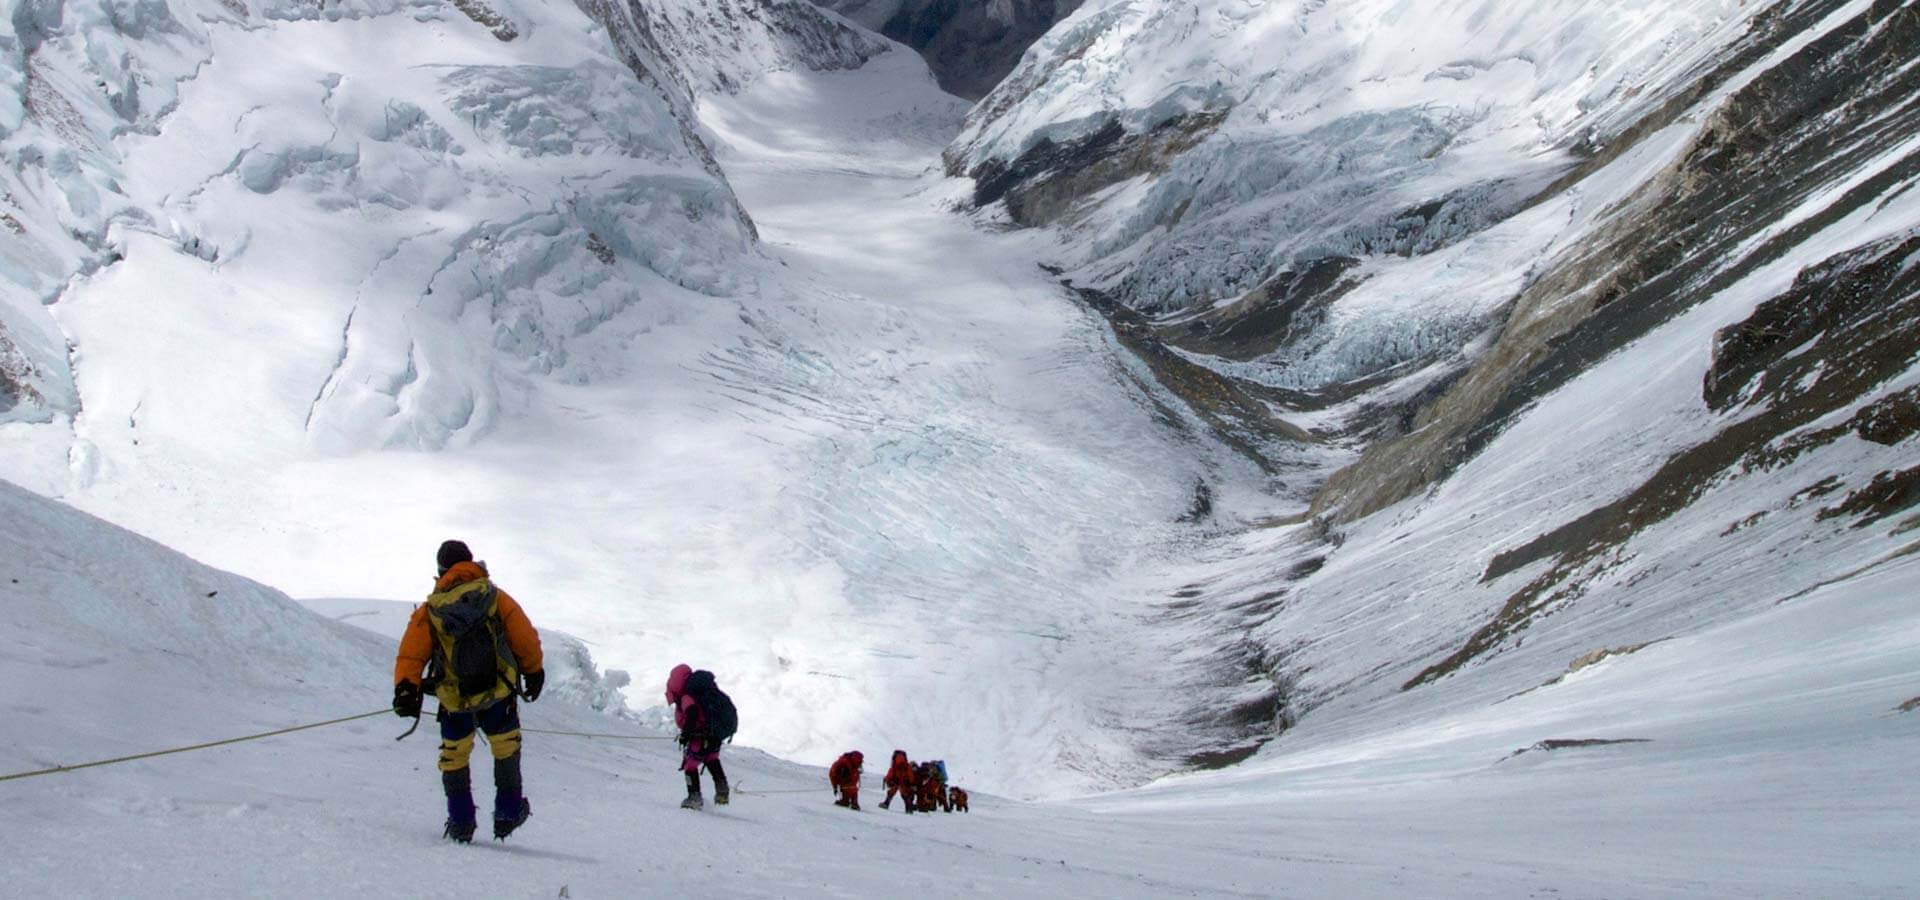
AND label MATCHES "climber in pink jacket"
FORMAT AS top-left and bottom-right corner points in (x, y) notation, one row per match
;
(666, 663), (732, 809)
